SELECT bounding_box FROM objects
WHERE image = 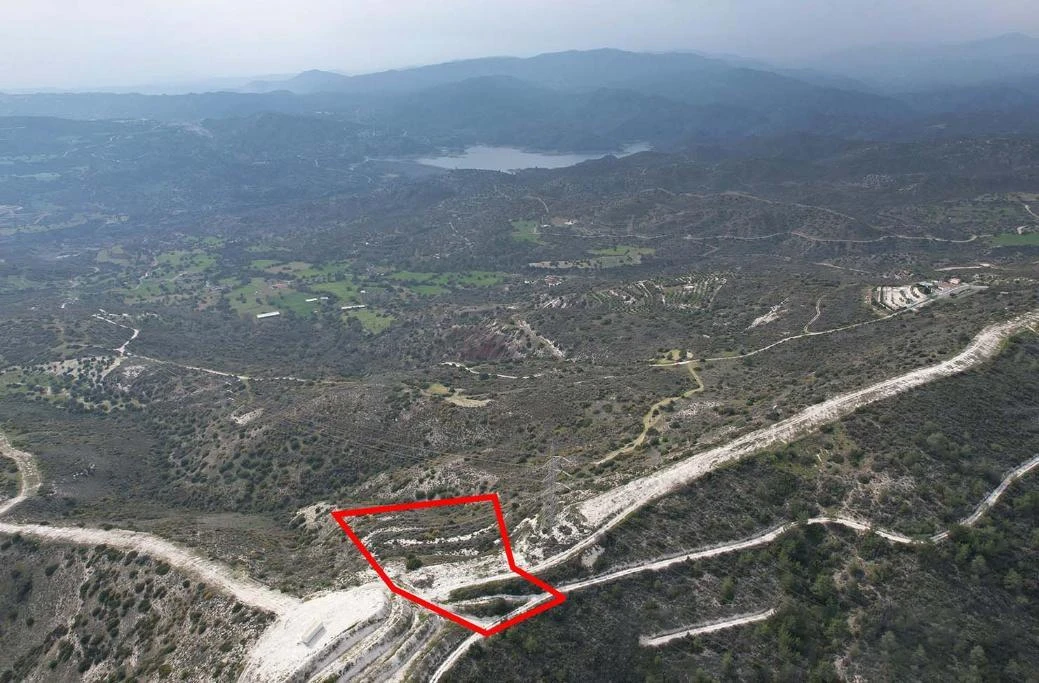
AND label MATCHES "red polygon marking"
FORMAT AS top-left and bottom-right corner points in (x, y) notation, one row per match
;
(331, 493), (566, 636)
